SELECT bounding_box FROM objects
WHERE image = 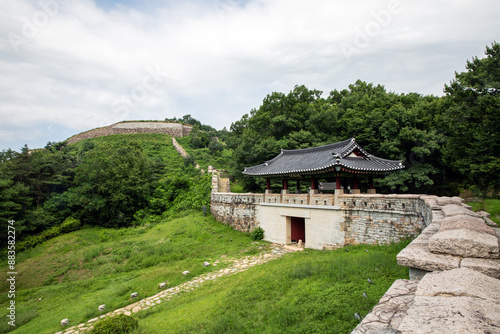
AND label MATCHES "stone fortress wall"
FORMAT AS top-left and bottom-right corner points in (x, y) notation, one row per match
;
(66, 121), (192, 144)
(210, 191), (432, 247)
